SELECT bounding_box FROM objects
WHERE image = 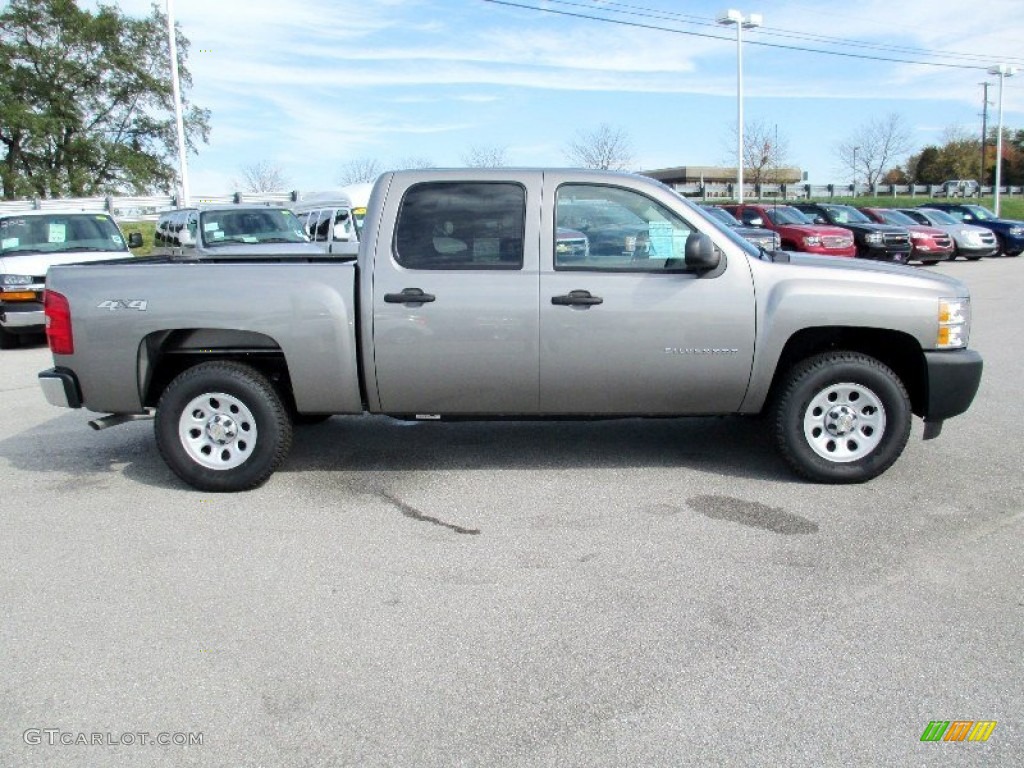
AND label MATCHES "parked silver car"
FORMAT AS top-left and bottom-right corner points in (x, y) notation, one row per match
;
(895, 208), (998, 260)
